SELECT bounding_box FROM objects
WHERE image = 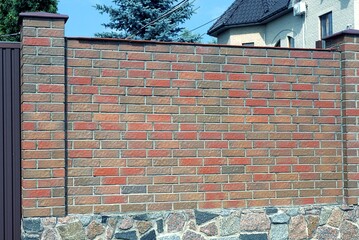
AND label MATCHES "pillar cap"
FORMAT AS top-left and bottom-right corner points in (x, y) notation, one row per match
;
(324, 29), (359, 40)
(20, 12), (69, 23)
